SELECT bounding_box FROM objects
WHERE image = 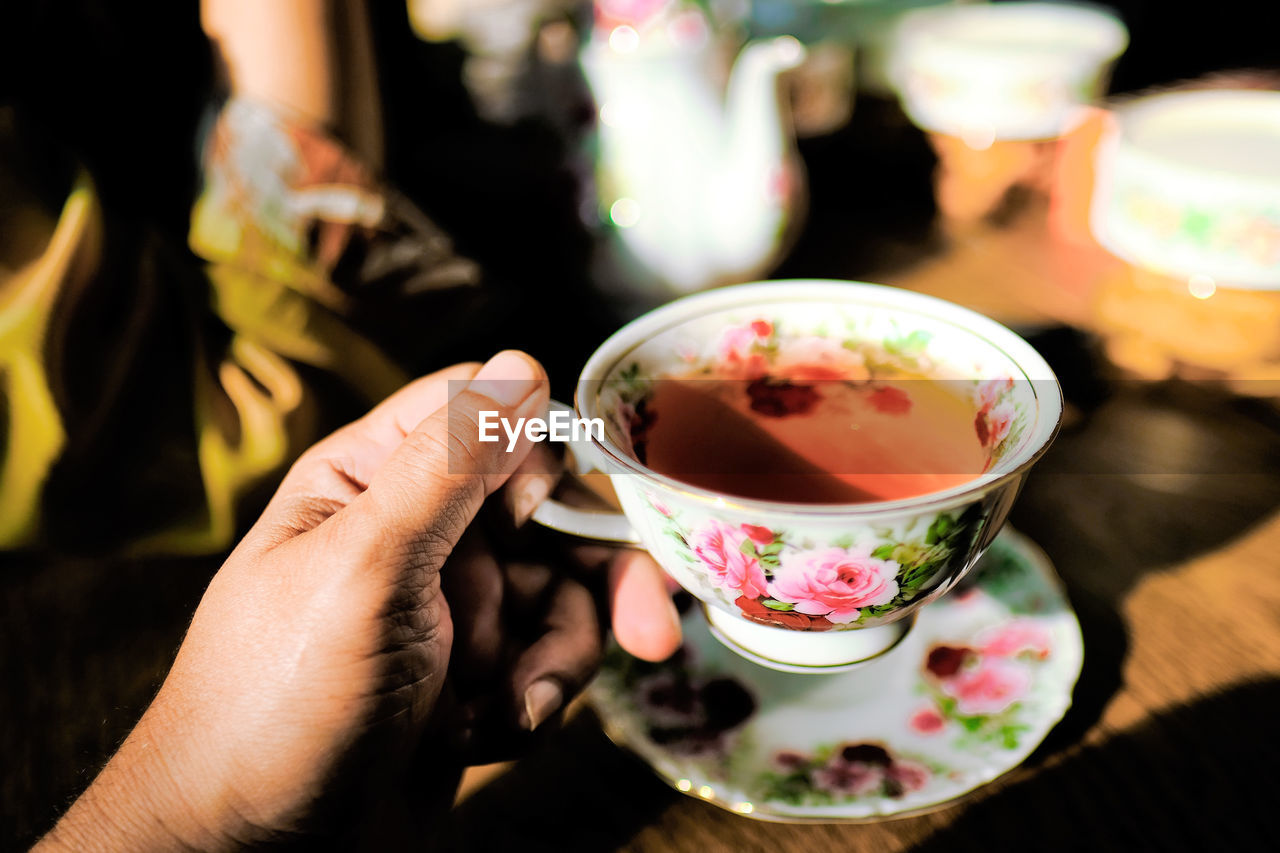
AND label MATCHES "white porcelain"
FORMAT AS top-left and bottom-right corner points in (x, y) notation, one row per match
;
(589, 529), (1083, 821)
(704, 606), (914, 673)
(851, 0), (960, 97)
(582, 1), (806, 293)
(1090, 89), (1280, 289)
(532, 280), (1062, 670)
(890, 2), (1128, 142)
